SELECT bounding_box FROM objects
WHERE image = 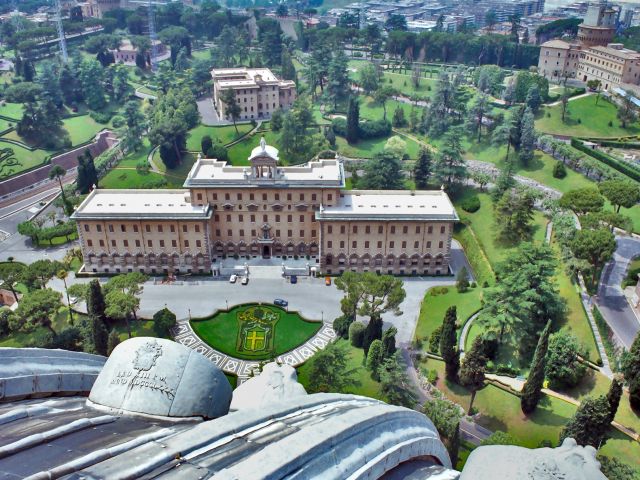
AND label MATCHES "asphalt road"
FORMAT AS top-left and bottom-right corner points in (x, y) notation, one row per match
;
(596, 236), (640, 349)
